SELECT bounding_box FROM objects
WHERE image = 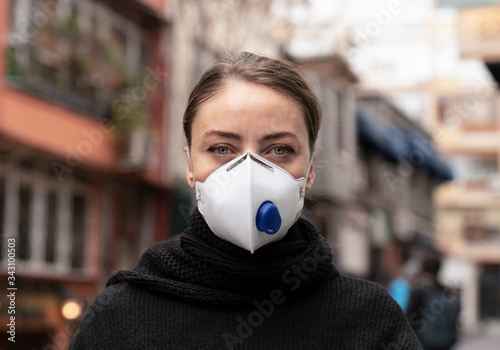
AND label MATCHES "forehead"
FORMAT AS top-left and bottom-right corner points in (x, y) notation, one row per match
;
(192, 81), (307, 138)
